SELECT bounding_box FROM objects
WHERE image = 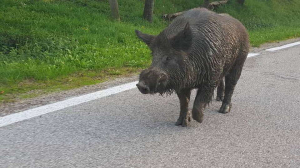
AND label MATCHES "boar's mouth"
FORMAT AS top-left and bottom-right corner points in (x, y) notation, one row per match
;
(136, 80), (168, 94)
(136, 69), (169, 95)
